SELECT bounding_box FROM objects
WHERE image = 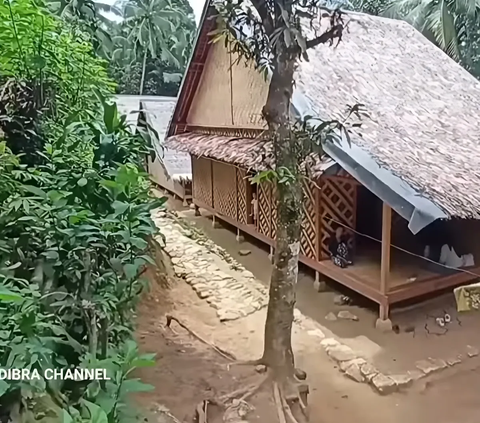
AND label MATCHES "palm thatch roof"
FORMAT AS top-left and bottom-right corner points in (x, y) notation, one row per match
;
(165, 132), (335, 177)
(294, 13), (480, 220)
(140, 99), (192, 181)
(168, 7), (480, 225)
